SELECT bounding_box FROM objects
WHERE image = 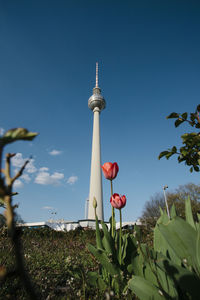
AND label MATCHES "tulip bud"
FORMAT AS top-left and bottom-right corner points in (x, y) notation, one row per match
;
(93, 197), (97, 209)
